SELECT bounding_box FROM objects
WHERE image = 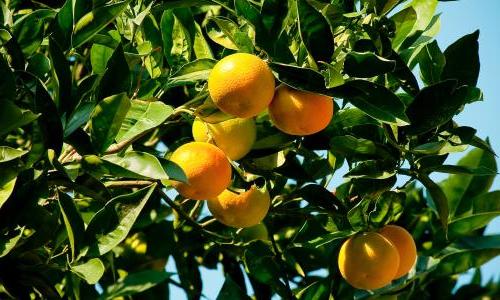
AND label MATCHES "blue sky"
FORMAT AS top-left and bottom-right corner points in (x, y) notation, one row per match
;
(435, 0), (500, 287)
(168, 0), (500, 298)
